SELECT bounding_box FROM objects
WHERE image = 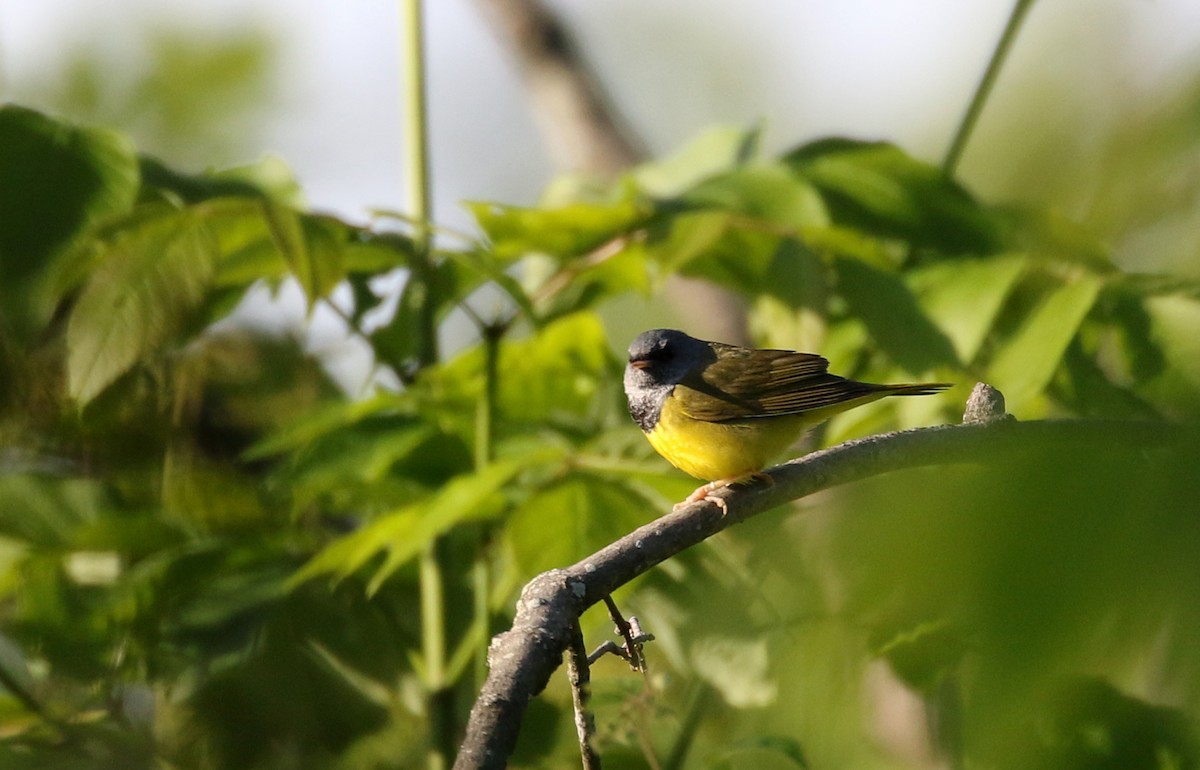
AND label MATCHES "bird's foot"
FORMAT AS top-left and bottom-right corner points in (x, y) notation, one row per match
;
(674, 471), (772, 515)
(674, 481), (729, 514)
